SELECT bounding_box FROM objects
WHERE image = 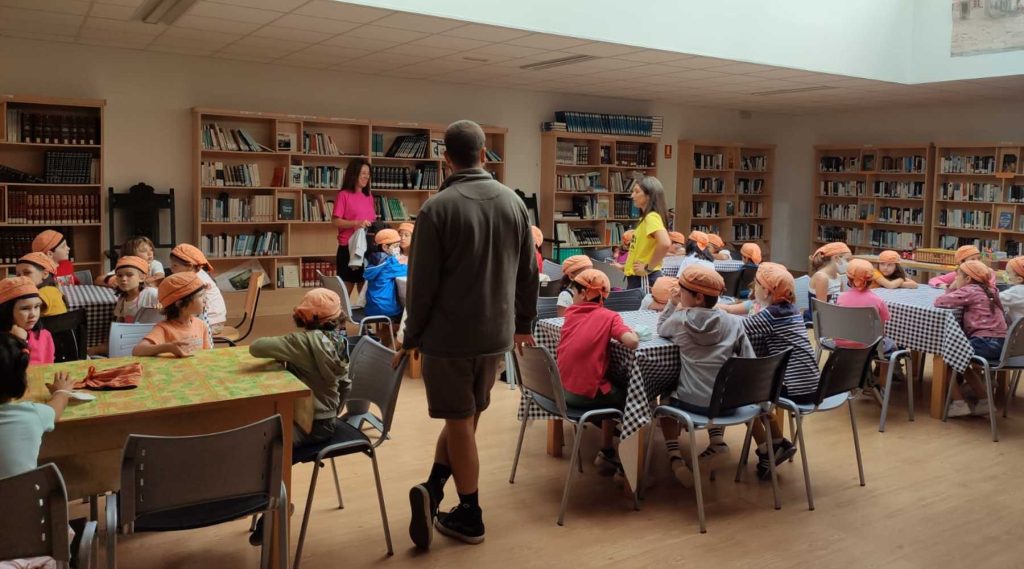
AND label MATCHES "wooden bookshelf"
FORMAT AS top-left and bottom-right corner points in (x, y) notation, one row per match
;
(811, 144), (934, 255)
(539, 131), (658, 261)
(933, 143), (1024, 256)
(193, 108), (506, 293)
(0, 95), (105, 278)
(675, 141), (774, 258)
